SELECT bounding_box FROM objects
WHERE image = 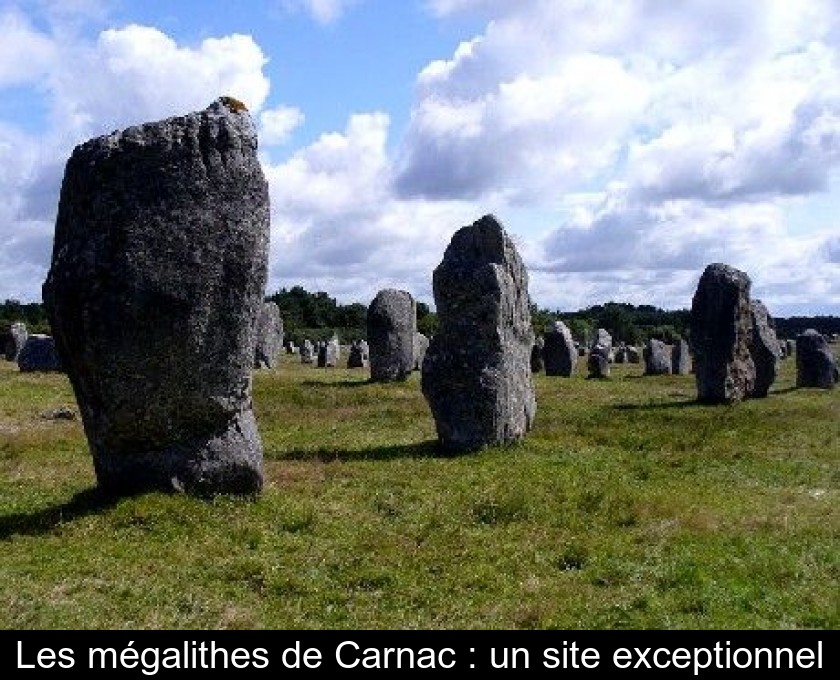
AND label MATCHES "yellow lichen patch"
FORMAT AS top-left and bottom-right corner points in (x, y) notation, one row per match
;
(219, 95), (248, 113)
